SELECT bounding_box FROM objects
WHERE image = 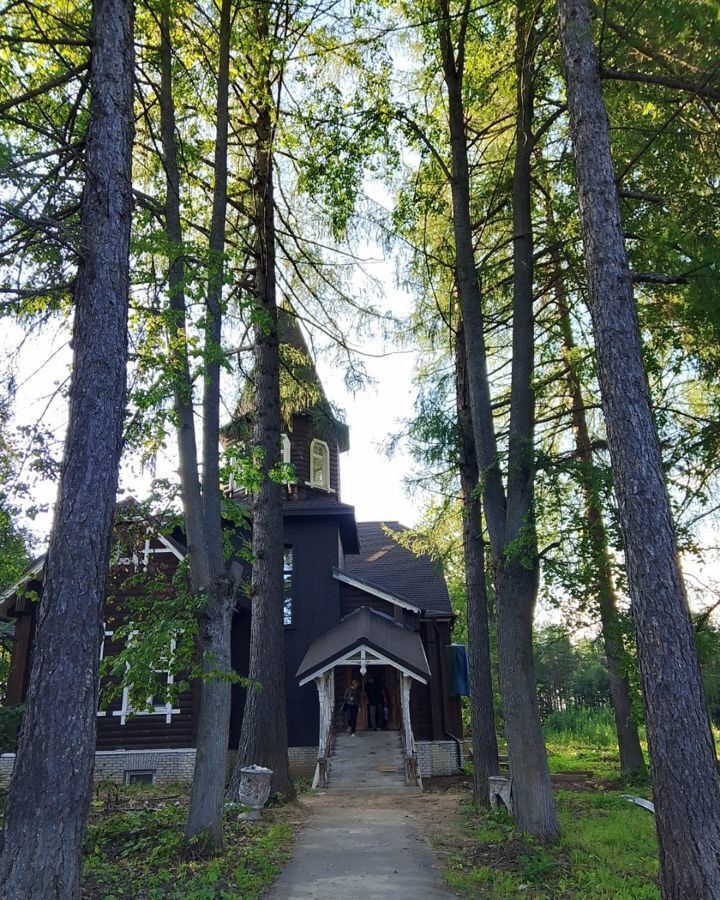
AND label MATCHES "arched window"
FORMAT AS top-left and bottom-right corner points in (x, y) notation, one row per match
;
(310, 438), (330, 490)
(281, 433), (291, 466)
